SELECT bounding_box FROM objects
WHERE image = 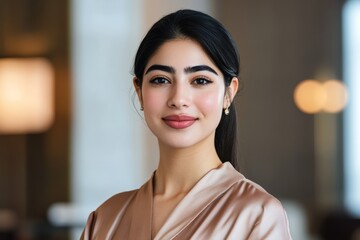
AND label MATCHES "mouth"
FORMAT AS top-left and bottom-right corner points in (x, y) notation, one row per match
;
(162, 115), (198, 129)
